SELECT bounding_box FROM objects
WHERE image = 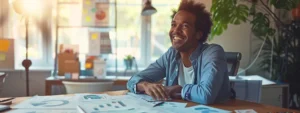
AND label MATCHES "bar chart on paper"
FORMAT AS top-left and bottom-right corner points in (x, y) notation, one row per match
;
(80, 100), (134, 112)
